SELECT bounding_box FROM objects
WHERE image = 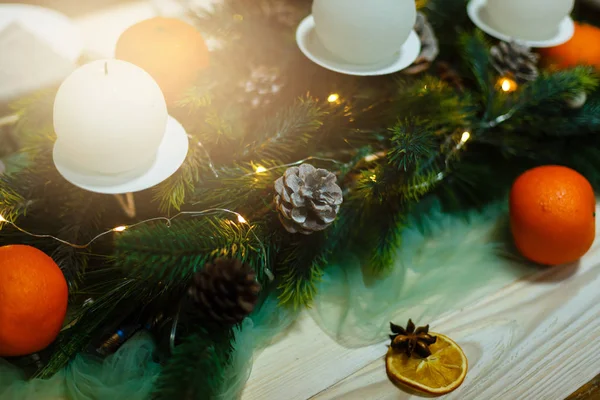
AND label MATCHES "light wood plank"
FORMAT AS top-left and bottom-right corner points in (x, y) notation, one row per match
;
(312, 244), (600, 400)
(245, 209), (600, 400)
